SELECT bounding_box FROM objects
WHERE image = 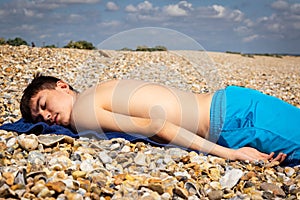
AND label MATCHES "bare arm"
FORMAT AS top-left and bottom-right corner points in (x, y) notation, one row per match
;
(91, 108), (284, 162)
